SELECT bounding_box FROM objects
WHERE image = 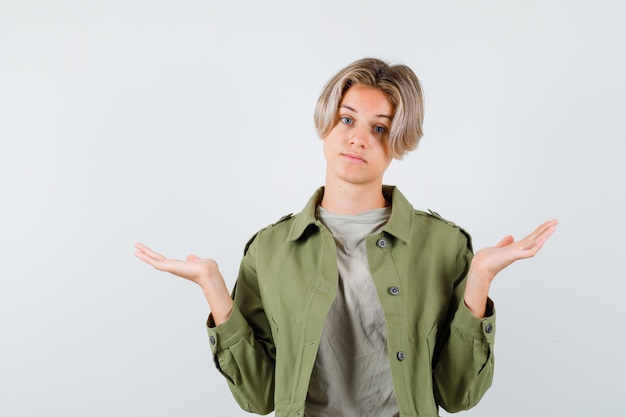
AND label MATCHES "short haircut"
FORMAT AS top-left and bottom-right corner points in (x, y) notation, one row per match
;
(314, 57), (424, 159)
